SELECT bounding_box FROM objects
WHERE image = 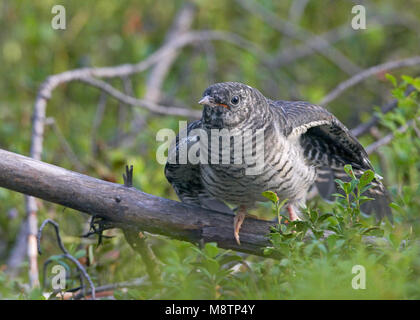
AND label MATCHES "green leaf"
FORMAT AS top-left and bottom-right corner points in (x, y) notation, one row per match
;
(277, 198), (288, 209)
(218, 254), (243, 267)
(294, 220), (309, 232)
(332, 193), (345, 199)
(28, 288), (45, 300)
(334, 179), (344, 190)
(205, 258), (220, 275)
(362, 226), (384, 237)
(343, 164), (355, 179)
(309, 210), (319, 224)
(359, 170), (375, 189)
(263, 247), (274, 256)
(343, 182), (351, 194)
(392, 86), (406, 100)
(349, 179), (358, 193)
(389, 202), (404, 213)
(279, 258), (290, 267)
(113, 290), (127, 300)
(385, 73), (397, 87)
(401, 75), (413, 85)
(261, 191), (279, 203)
(412, 77), (420, 91)
(48, 254), (64, 262)
(74, 249), (86, 259)
(388, 233), (401, 249)
(204, 242), (219, 258)
(318, 213), (334, 223)
(360, 184), (373, 194)
(359, 196), (374, 205)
